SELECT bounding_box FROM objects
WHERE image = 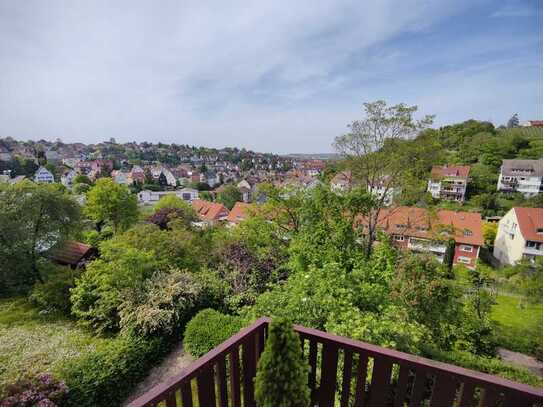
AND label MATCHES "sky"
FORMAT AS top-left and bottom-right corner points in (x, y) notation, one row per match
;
(0, 0), (542, 154)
